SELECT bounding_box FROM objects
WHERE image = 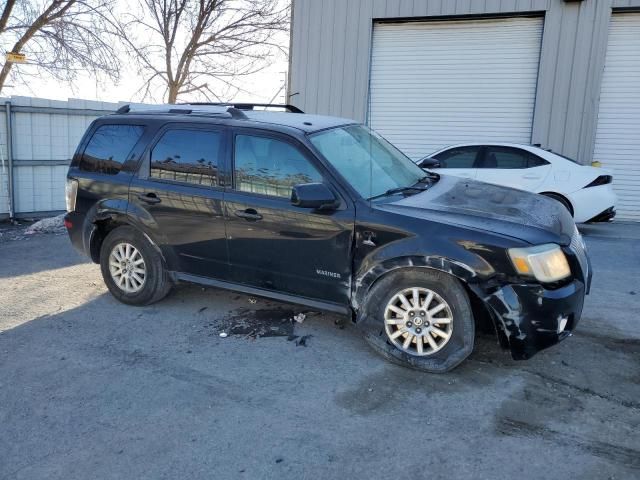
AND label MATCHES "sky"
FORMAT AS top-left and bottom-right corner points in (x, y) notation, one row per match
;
(4, 59), (289, 105)
(2, 1), (290, 106)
